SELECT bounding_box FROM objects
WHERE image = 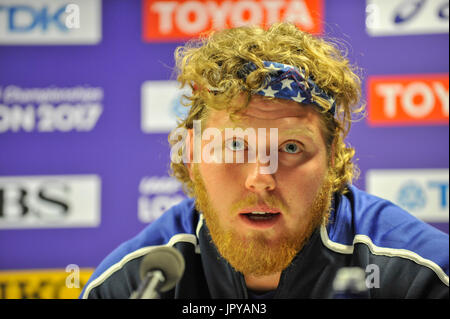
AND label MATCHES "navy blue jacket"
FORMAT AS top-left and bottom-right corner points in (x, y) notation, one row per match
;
(80, 185), (449, 299)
